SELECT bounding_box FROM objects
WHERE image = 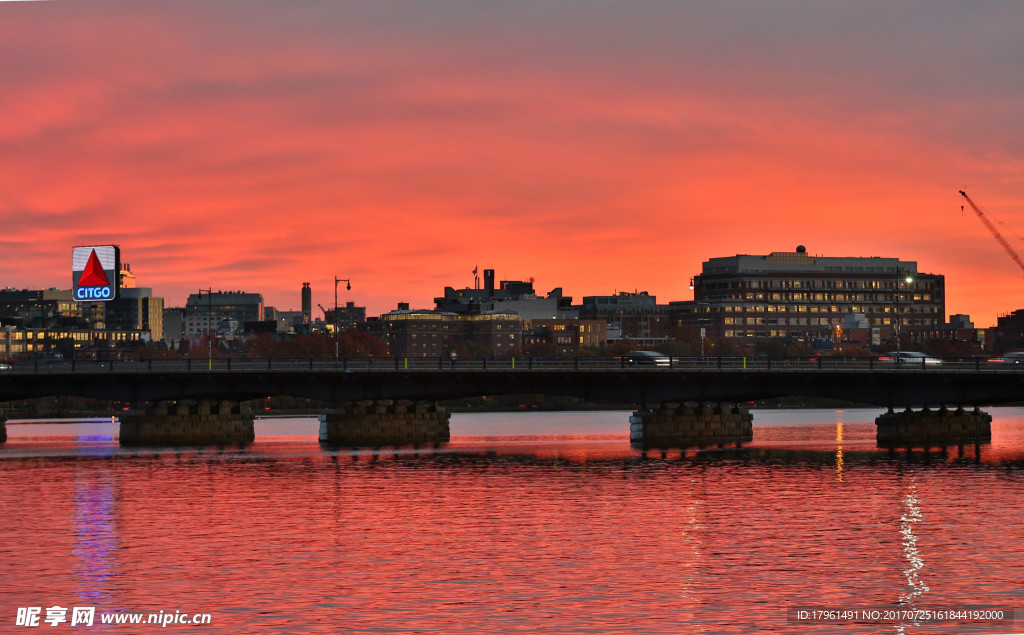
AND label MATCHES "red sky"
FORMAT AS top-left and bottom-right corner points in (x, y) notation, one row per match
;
(2, 1), (1023, 326)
